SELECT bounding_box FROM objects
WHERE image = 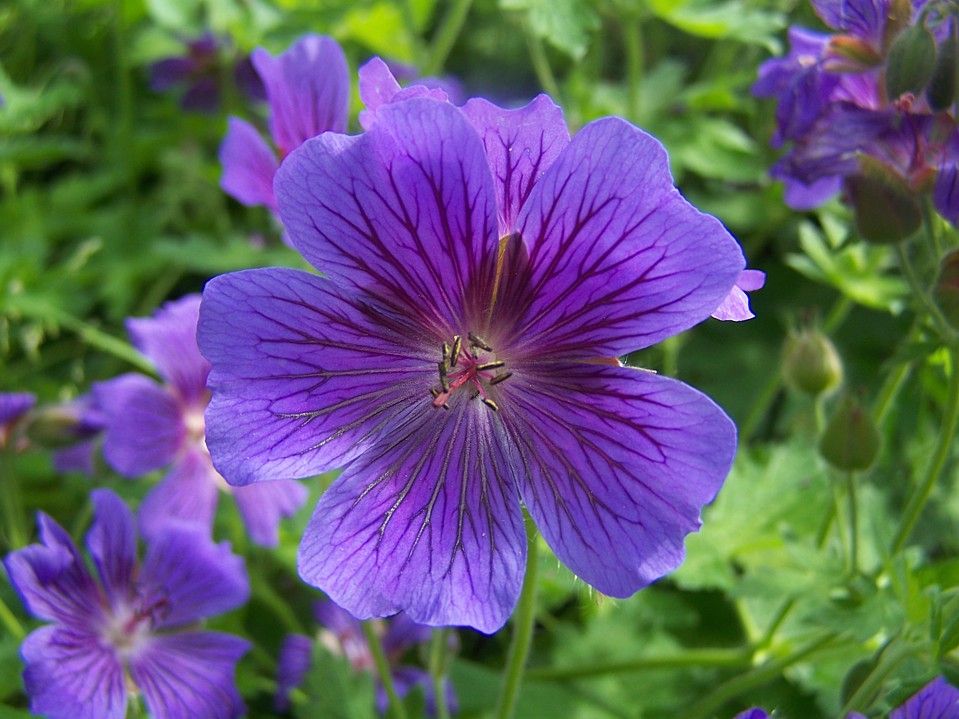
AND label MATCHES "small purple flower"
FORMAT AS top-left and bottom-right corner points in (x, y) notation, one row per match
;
(4, 489), (250, 719)
(890, 676), (959, 719)
(277, 600), (457, 716)
(199, 95), (747, 631)
(0, 392), (35, 449)
(95, 294), (307, 546)
(733, 710), (769, 719)
(220, 34), (349, 214)
(149, 32), (225, 114)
